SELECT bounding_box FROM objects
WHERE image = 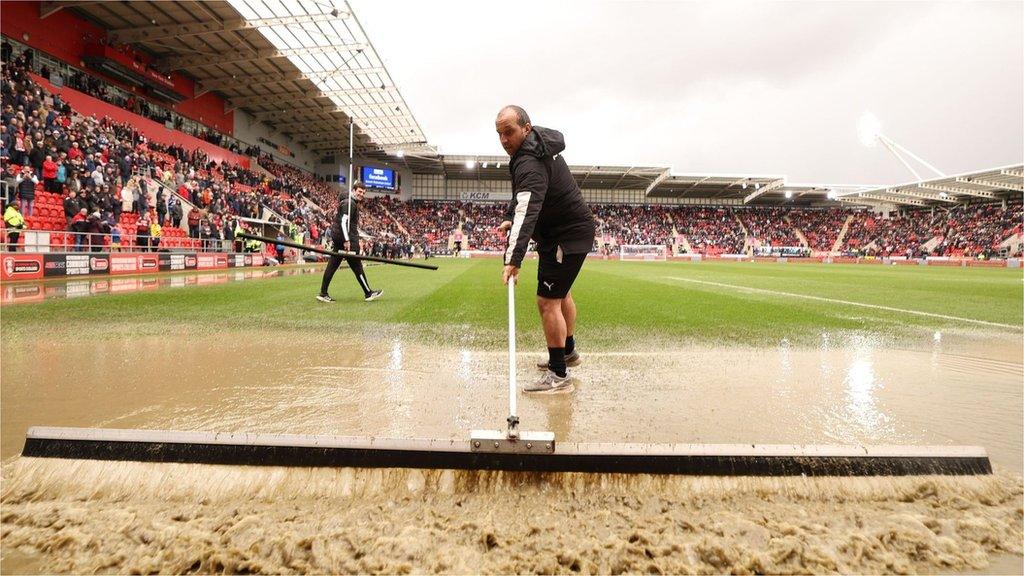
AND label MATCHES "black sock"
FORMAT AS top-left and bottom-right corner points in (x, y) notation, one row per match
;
(565, 335), (575, 356)
(548, 347), (567, 377)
